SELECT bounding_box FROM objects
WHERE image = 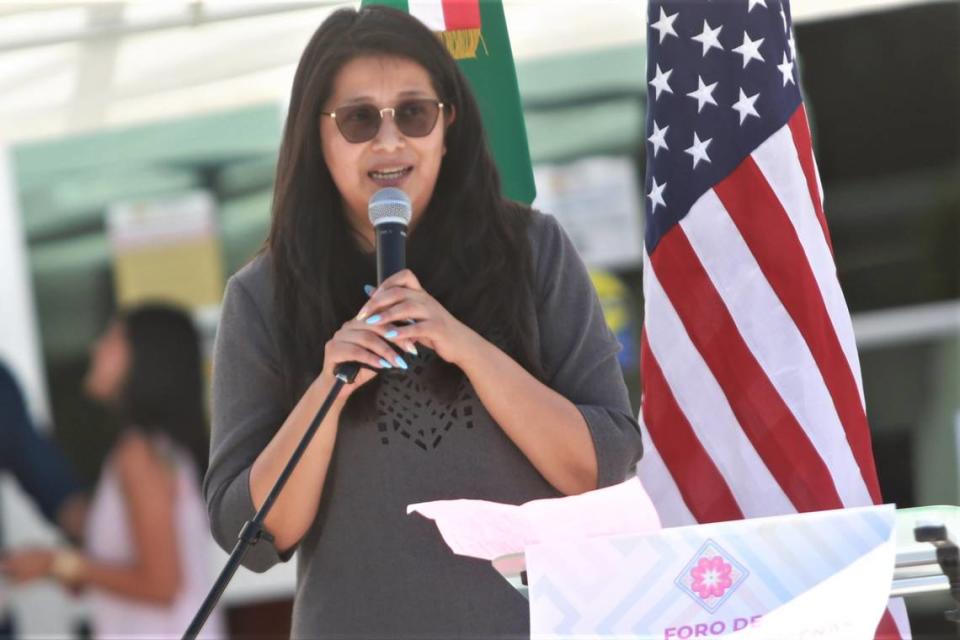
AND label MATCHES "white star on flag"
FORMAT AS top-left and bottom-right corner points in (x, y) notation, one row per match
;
(651, 7), (679, 44)
(691, 20), (724, 57)
(686, 75), (718, 113)
(650, 64), (674, 100)
(788, 32), (797, 61)
(732, 32), (764, 69)
(777, 52), (796, 86)
(649, 121), (670, 157)
(748, 0), (767, 11)
(684, 132), (713, 168)
(731, 88), (760, 124)
(647, 177), (667, 214)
